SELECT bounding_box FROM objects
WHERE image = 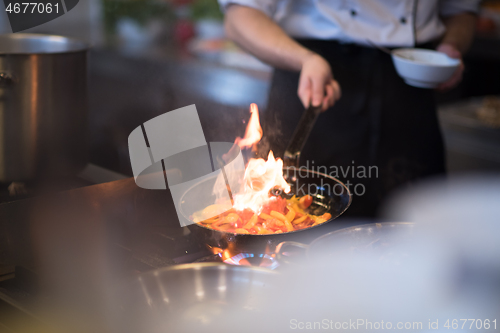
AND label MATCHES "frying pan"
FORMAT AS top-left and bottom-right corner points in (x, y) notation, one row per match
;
(181, 105), (351, 253)
(182, 167), (351, 253)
